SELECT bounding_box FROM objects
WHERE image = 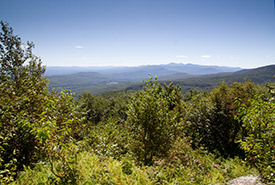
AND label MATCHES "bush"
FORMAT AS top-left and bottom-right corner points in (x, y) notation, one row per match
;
(238, 95), (275, 183)
(184, 81), (263, 157)
(127, 77), (183, 165)
(0, 21), (83, 183)
(0, 20), (49, 182)
(12, 152), (156, 185)
(77, 92), (110, 125)
(83, 118), (131, 159)
(152, 137), (257, 184)
(12, 150), (258, 185)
